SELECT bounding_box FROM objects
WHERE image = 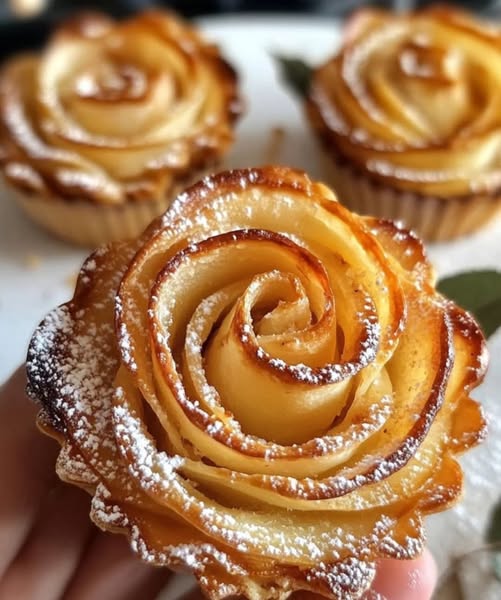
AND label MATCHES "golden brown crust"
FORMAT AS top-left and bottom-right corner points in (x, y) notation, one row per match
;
(0, 10), (240, 205)
(27, 166), (487, 600)
(307, 6), (501, 199)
